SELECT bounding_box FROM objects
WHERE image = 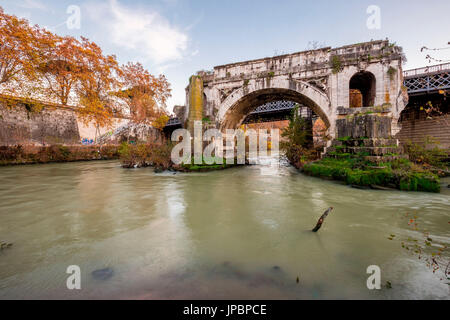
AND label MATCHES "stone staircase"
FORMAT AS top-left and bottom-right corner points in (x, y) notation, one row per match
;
(325, 113), (408, 163)
(326, 138), (408, 162)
